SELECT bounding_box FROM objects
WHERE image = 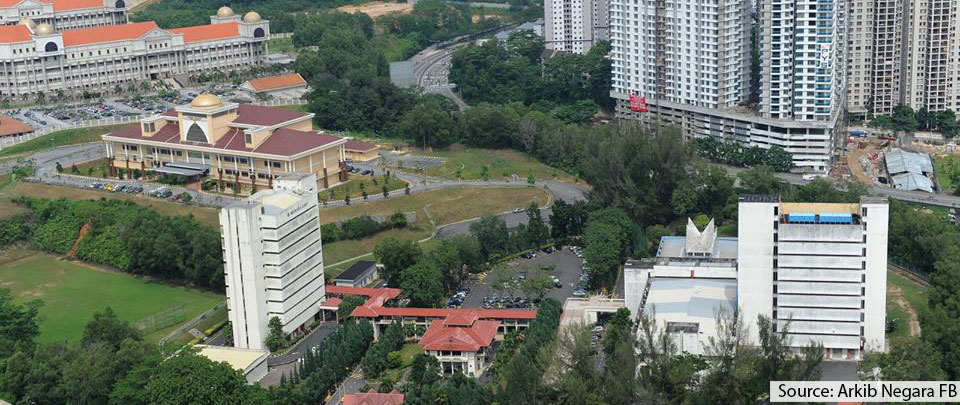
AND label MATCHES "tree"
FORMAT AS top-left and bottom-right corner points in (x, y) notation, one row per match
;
(737, 165), (790, 195)
(521, 275), (554, 302)
(144, 350), (254, 405)
(525, 202), (549, 247)
(373, 238), (422, 286)
(81, 307), (141, 350)
(427, 240), (465, 291)
(469, 215), (509, 259)
(393, 95), (459, 149)
(0, 288), (41, 358)
(265, 316), (286, 351)
(337, 295), (366, 321)
(399, 261), (445, 307)
(863, 337), (946, 381)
